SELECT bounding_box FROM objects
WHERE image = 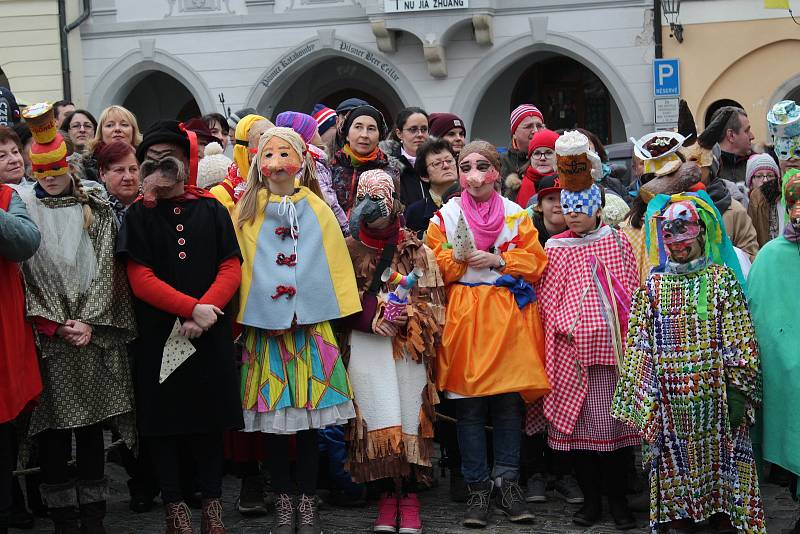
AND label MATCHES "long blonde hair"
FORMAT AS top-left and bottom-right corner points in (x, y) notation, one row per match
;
(236, 127), (323, 228)
(89, 105), (143, 152)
